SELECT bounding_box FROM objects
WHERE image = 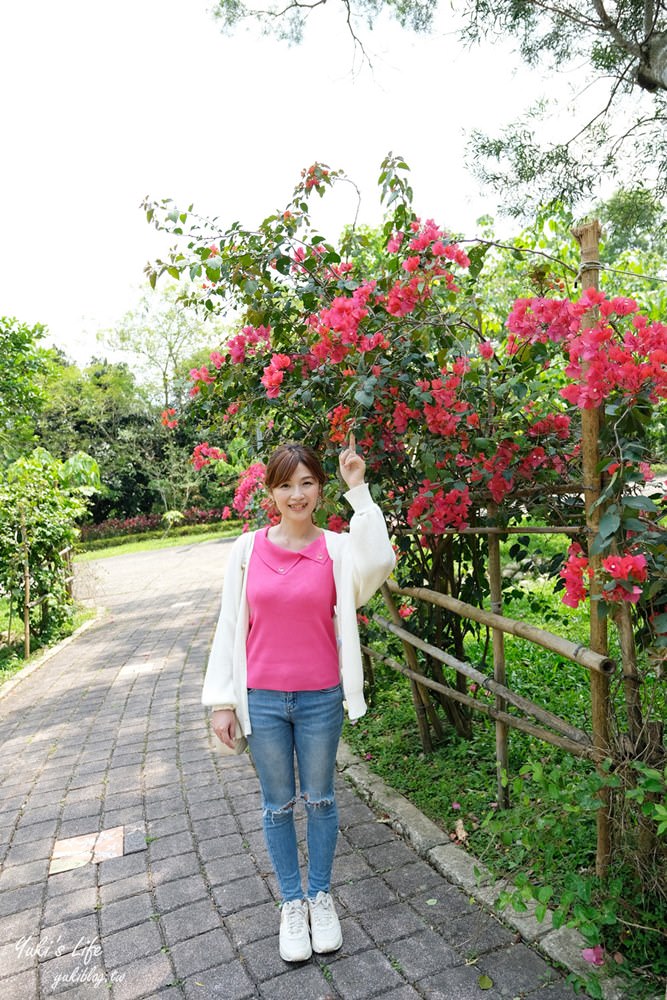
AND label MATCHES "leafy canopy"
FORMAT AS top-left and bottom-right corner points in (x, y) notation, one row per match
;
(210, 0), (667, 214)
